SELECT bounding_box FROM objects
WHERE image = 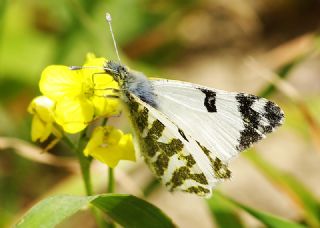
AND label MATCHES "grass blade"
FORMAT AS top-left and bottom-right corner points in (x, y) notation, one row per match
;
(245, 151), (320, 227)
(214, 192), (306, 228)
(207, 193), (244, 228)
